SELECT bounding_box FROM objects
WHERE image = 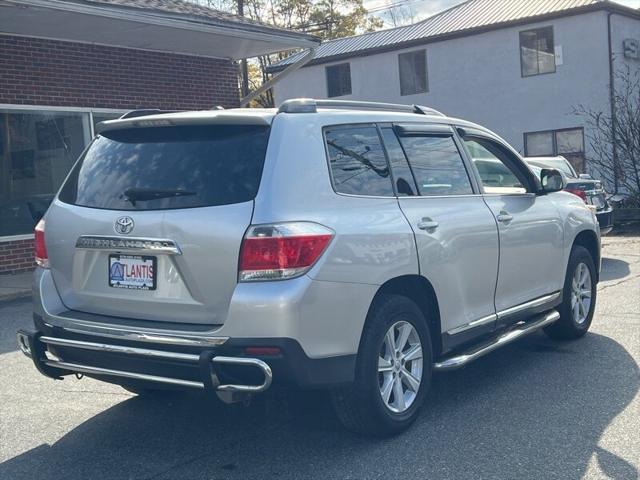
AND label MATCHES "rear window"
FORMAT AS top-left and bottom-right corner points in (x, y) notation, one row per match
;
(59, 125), (270, 210)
